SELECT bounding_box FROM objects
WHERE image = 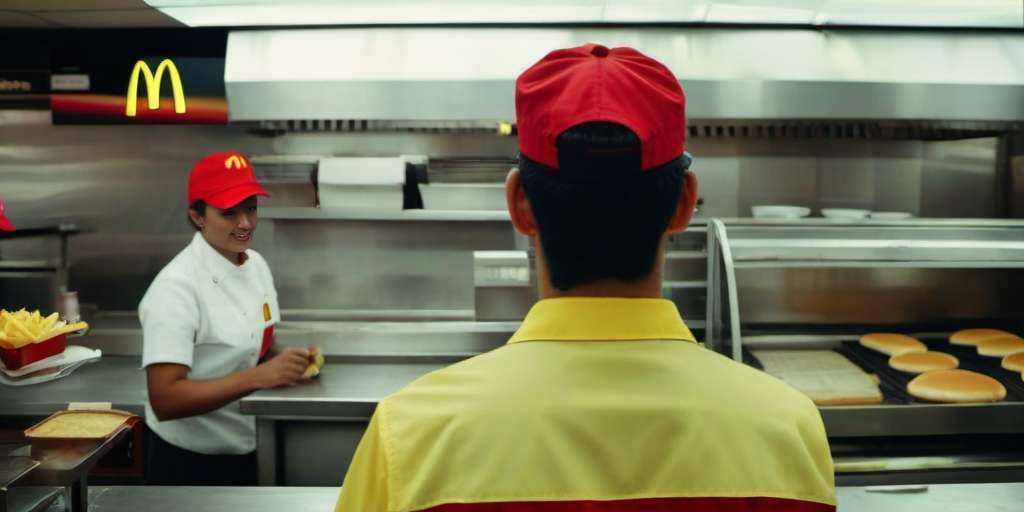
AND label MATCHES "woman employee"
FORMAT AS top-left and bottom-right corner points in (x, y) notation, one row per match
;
(139, 151), (312, 485)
